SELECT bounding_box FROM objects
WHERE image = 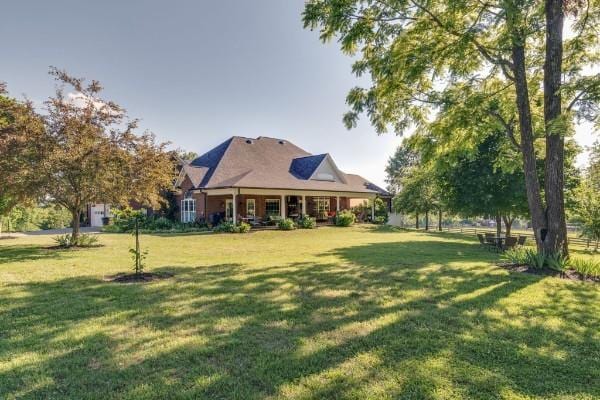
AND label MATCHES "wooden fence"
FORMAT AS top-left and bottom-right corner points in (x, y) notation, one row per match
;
(403, 226), (592, 248)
